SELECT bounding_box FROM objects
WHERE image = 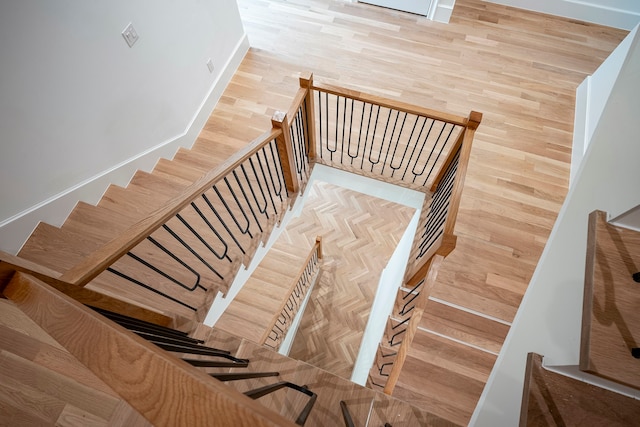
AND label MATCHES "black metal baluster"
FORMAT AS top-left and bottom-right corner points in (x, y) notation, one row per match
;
(242, 162), (270, 220)
(106, 267), (197, 311)
(402, 116), (430, 181)
(352, 100), (367, 166)
(409, 118), (437, 183)
(213, 180), (252, 238)
(199, 194), (246, 255)
(361, 103), (377, 170)
(233, 169), (263, 233)
(161, 223), (228, 272)
(251, 155), (279, 217)
(126, 248), (203, 292)
(380, 110), (404, 175)
(367, 106), (385, 171)
(423, 123), (457, 186)
(386, 112), (412, 178)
